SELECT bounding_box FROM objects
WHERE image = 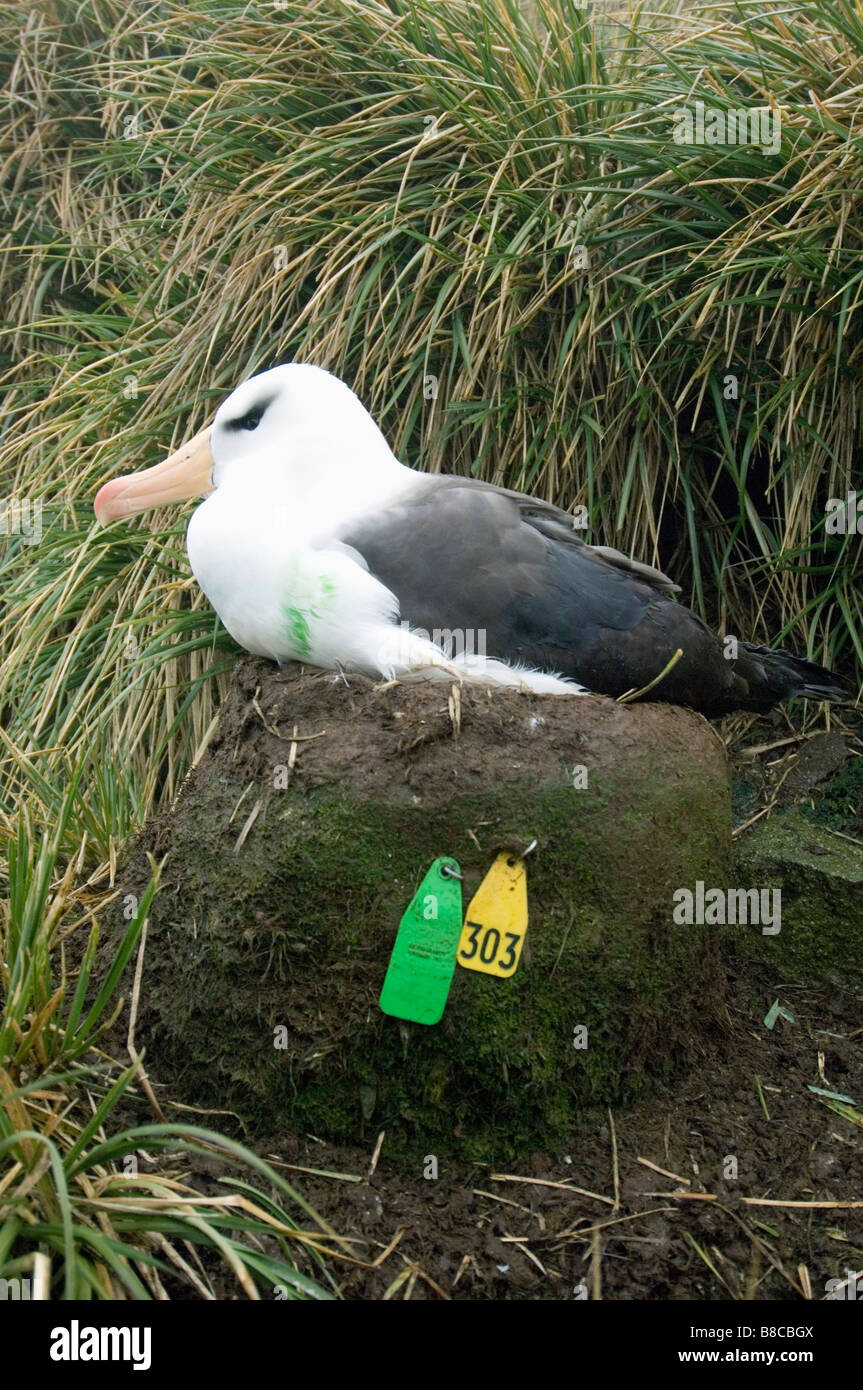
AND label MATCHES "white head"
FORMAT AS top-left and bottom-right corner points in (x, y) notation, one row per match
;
(94, 363), (406, 524)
